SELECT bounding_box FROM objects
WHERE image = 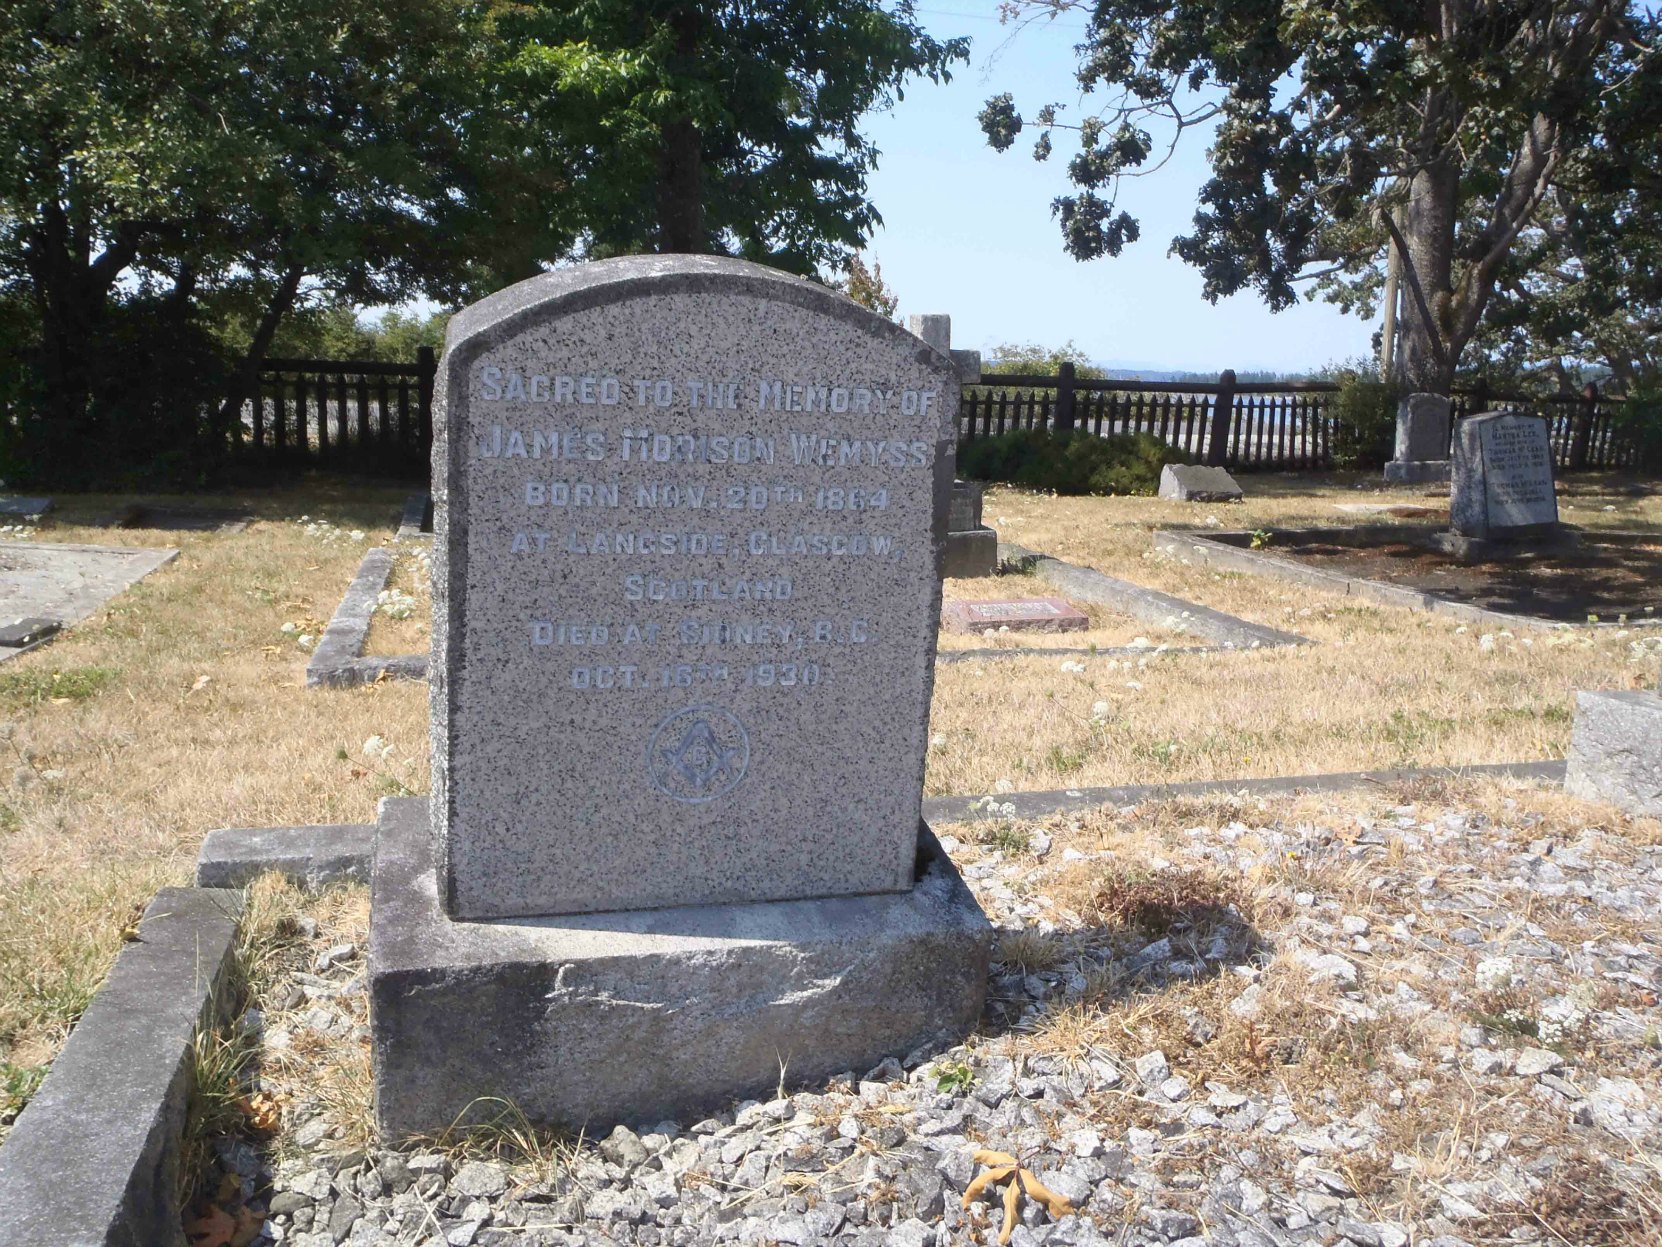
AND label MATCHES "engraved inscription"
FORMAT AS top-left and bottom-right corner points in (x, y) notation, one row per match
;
(1479, 418), (1556, 530)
